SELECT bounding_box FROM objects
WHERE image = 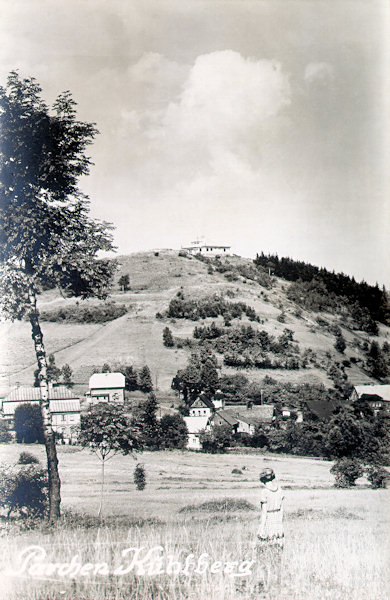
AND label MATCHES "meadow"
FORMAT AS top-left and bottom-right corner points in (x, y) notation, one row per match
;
(0, 444), (389, 600)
